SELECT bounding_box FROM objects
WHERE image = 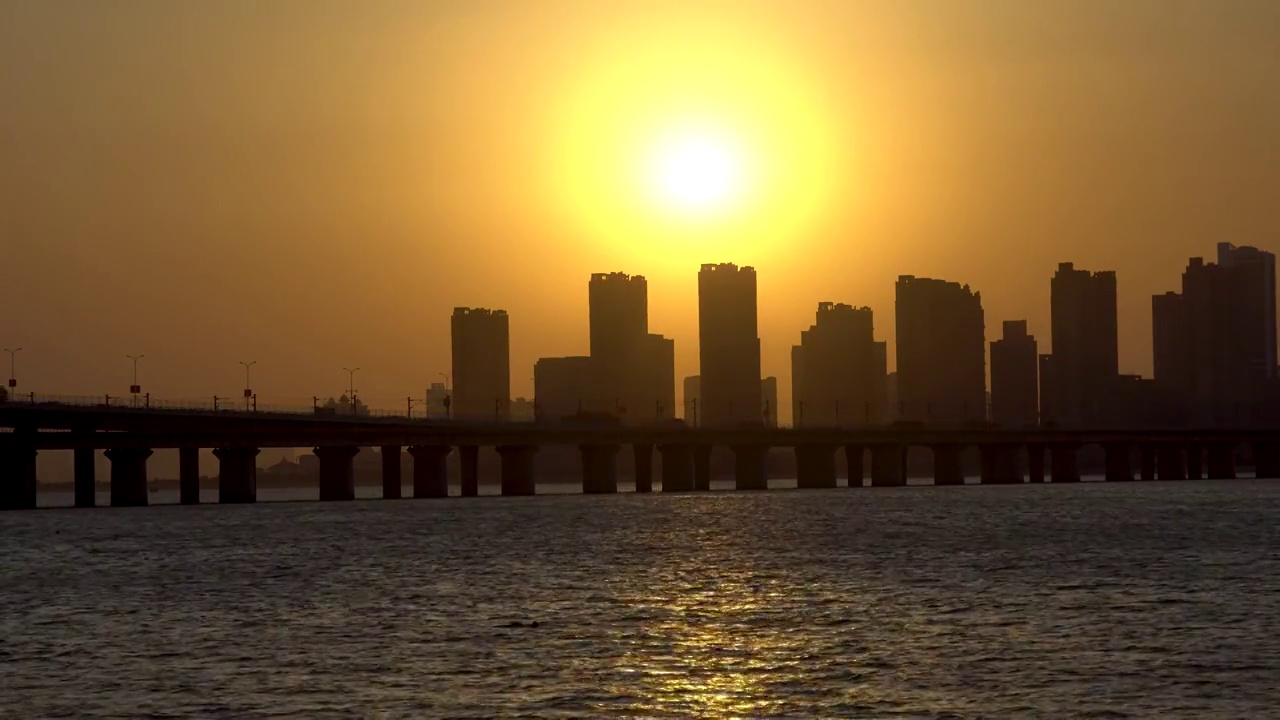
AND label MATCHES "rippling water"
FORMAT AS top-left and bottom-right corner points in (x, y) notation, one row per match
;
(3, 480), (1279, 718)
